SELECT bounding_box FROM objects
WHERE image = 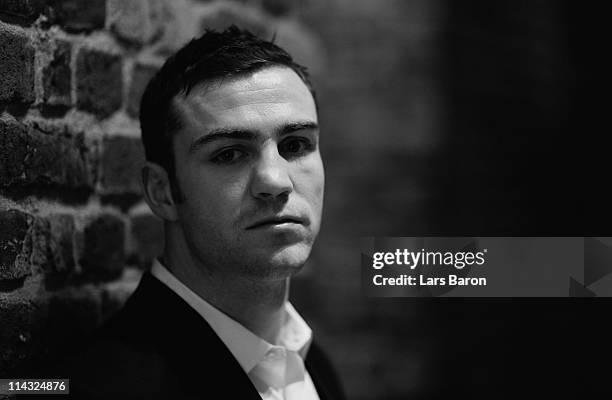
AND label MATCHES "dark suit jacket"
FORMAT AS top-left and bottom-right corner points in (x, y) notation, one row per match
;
(50, 272), (346, 400)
